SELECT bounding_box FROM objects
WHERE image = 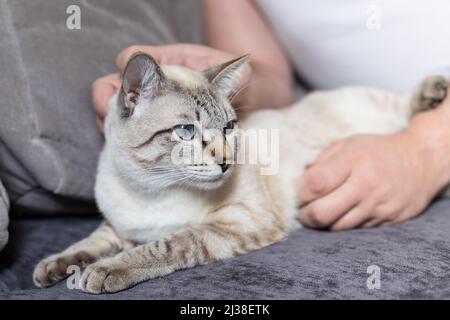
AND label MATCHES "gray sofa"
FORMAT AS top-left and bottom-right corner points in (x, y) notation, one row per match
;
(0, 181), (8, 252)
(0, 0), (449, 299)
